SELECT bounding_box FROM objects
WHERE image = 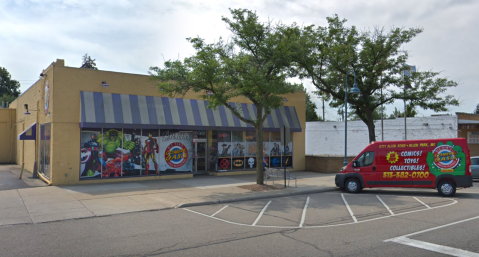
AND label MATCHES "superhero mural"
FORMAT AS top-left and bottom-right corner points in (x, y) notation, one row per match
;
(141, 129), (159, 175)
(122, 129), (144, 176)
(159, 130), (193, 173)
(80, 128), (136, 178)
(80, 129), (102, 178)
